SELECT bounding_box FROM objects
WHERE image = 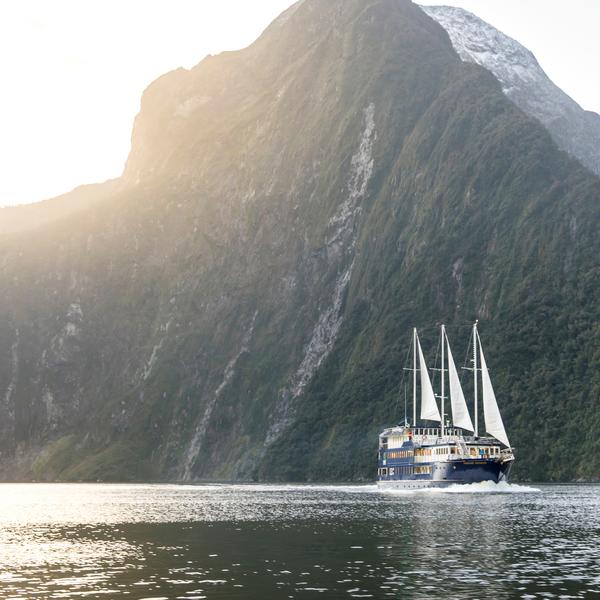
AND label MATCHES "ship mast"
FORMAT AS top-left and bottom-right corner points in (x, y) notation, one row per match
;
(441, 324), (445, 437)
(413, 327), (417, 427)
(473, 320), (479, 438)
